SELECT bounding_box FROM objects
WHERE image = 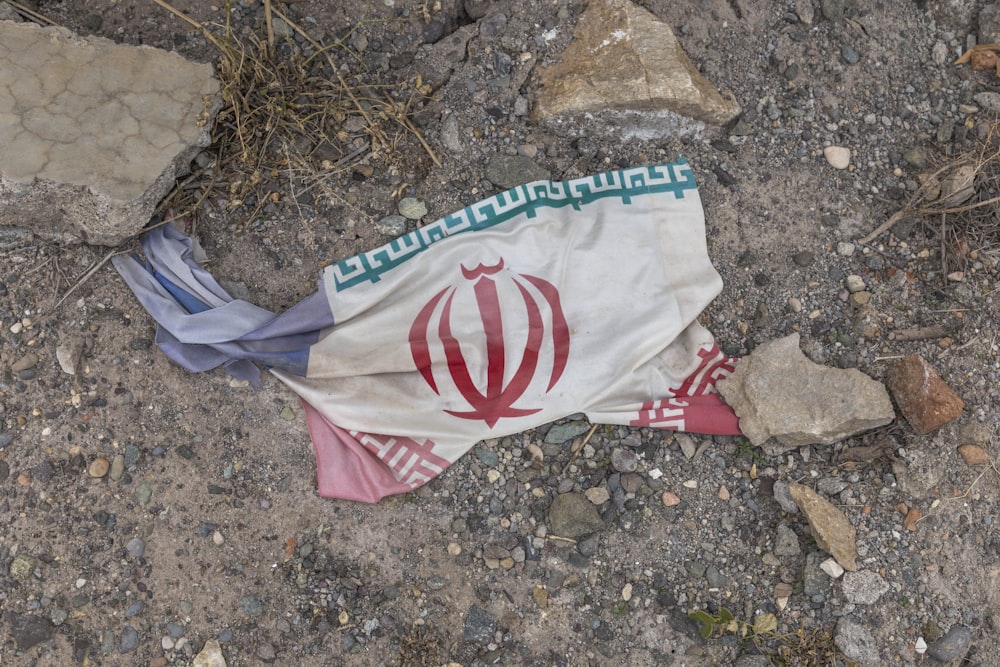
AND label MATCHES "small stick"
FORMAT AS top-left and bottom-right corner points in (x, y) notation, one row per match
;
(8, 0), (57, 25)
(263, 0), (275, 56)
(47, 249), (124, 314)
(546, 535), (578, 544)
(561, 424), (600, 475)
(888, 324), (953, 342)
